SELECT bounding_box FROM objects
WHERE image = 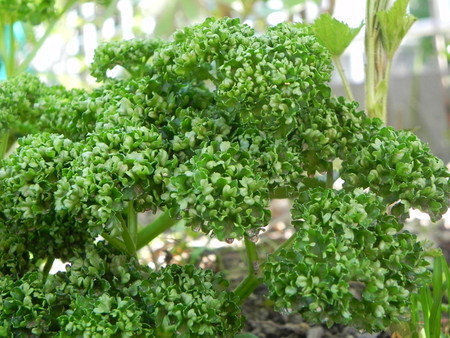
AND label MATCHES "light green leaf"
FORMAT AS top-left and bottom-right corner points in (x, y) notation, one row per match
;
(312, 14), (363, 57)
(285, 286), (298, 295)
(377, 0), (417, 58)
